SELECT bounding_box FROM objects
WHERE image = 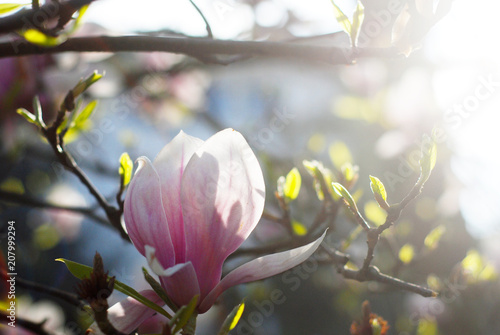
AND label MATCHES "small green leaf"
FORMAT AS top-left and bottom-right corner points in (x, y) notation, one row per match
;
(0, 3), (28, 15)
(218, 301), (245, 335)
(350, 1), (365, 47)
(56, 258), (170, 318)
(119, 152), (133, 187)
(302, 160), (317, 175)
(21, 29), (66, 47)
(398, 244), (414, 264)
(169, 295), (198, 334)
(32, 95), (46, 128)
(332, 182), (357, 211)
(284, 167), (301, 201)
(424, 225), (446, 250)
(291, 221), (307, 236)
(369, 175), (389, 210)
(74, 100), (97, 127)
(70, 4), (89, 33)
(17, 108), (37, 124)
(303, 160), (334, 201)
(72, 71), (104, 97)
(330, 1), (352, 37)
(341, 162), (358, 183)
